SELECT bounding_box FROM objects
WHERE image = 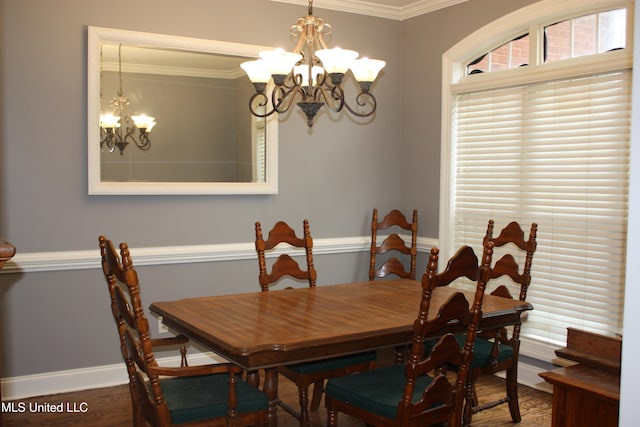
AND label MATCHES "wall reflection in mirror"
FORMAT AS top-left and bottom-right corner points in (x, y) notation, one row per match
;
(88, 27), (278, 195)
